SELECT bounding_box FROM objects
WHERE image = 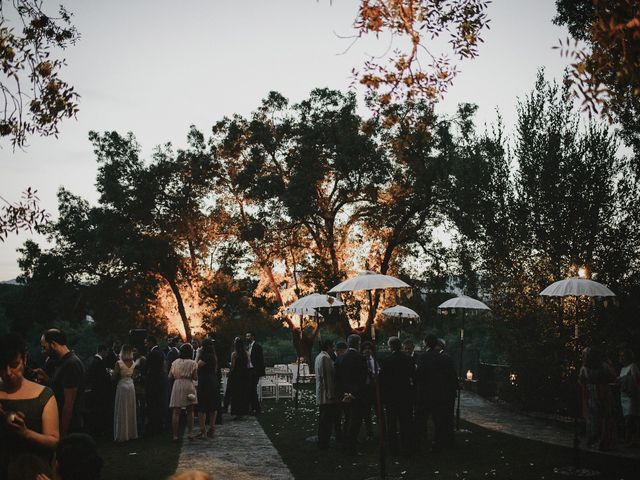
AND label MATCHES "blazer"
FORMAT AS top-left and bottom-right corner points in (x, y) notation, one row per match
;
(415, 349), (457, 404)
(335, 348), (367, 401)
(380, 351), (414, 405)
(250, 342), (265, 377)
(315, 351), (337, 405)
